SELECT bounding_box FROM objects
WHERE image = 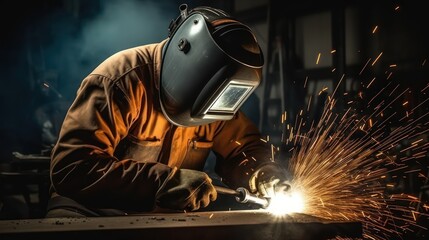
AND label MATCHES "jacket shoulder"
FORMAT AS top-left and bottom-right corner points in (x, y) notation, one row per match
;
(90, 43), (161, 81)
